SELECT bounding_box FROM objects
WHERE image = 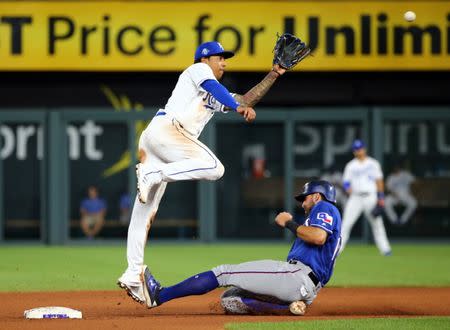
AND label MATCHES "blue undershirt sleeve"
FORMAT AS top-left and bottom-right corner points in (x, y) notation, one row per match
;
(343, 181), (351, 192)
(201, 79), (240, 111)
